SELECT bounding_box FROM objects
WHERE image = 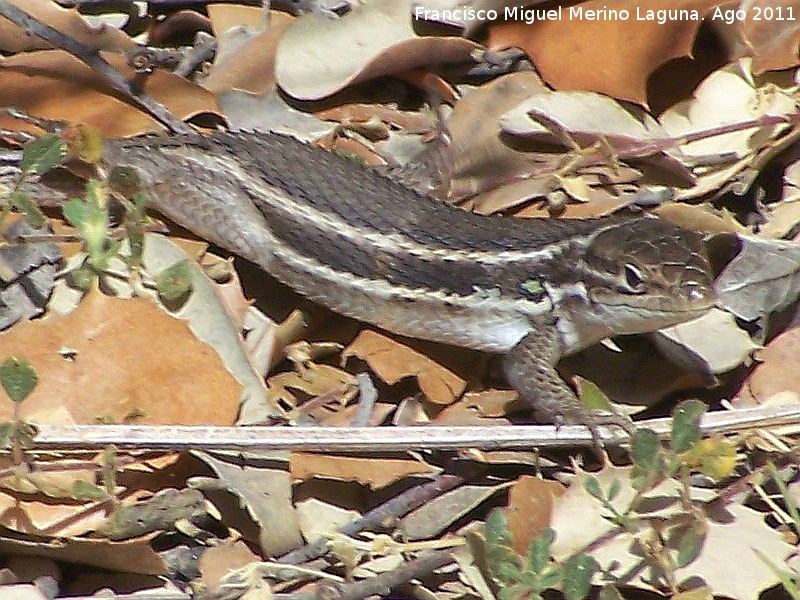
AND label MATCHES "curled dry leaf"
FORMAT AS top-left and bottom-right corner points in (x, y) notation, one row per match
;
(0, 0), (136, 54)
(714, 234), (800, 323)
(342, 330), (467, 405)
(202, 9), (295, 96)
(275, 0), (478, 101)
